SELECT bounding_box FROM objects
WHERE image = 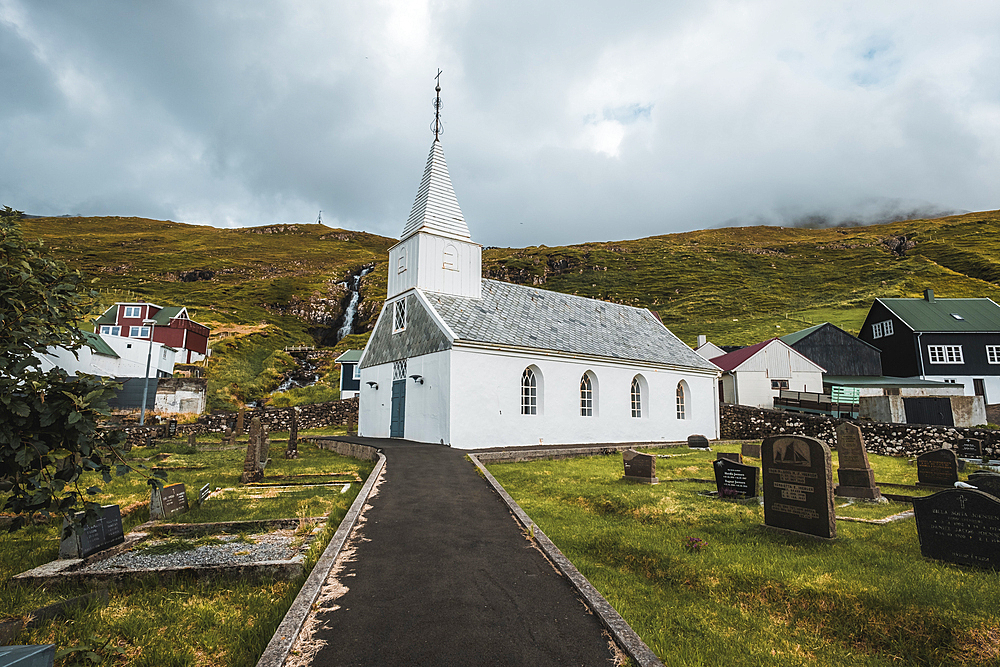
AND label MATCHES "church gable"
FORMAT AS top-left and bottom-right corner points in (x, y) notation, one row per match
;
(360, 293), (452, 368)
